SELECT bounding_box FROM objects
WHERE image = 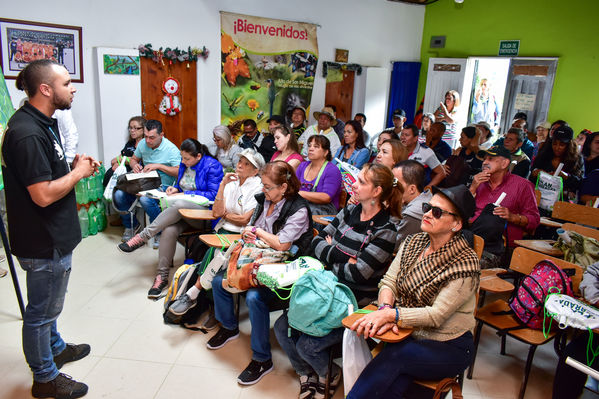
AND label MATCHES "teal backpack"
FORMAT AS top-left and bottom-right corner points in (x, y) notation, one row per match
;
(288, 269), (358, 337)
